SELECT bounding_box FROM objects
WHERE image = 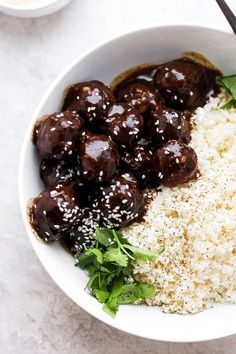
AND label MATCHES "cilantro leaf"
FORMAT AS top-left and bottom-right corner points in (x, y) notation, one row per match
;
(103, 247), (128, 267)
(86, 273), (100, 291)
(95, 228), (113, 246)
(138, 284), (155, 299)
(76, 227), (162, 318)
(118, 284), (141, 304)
(76, 248), (103, 268)
(124, 245), (160, 261)
(114, 230), (131, 245)
(221, 99), (236, 110)
(110, 277), (124, 298)
(216, 75), (236, 110)
(102, 303), (117, 318)
(94, 289), (110, 303)
(76, 252), (96, 269)
(118, 283), (155, 304)
(85, 248), (103, 264)
(217, 75), (236, 99)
